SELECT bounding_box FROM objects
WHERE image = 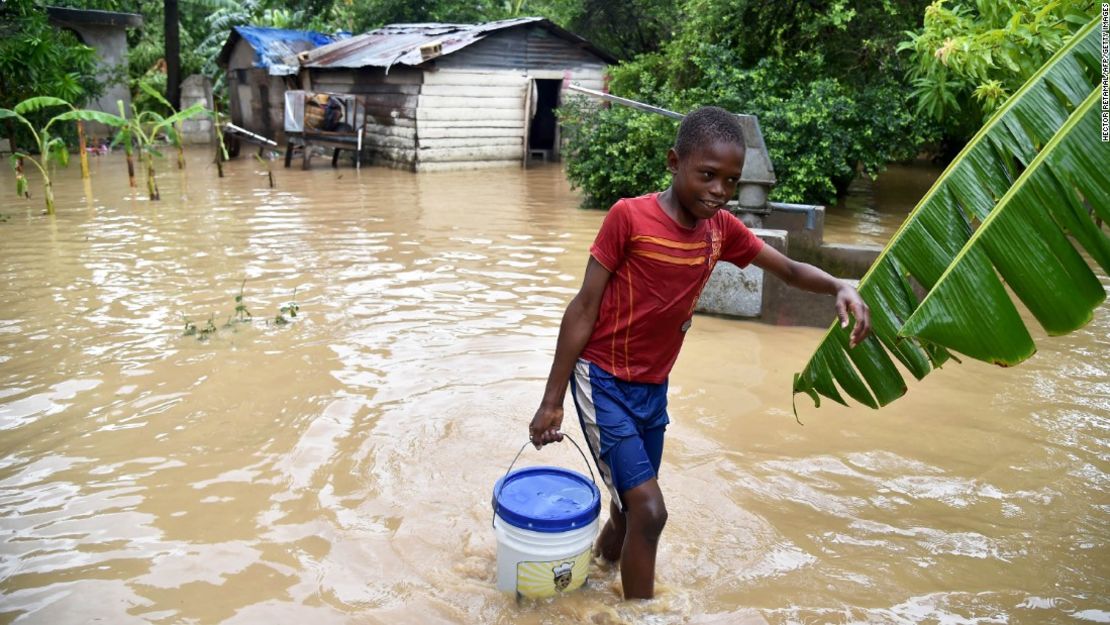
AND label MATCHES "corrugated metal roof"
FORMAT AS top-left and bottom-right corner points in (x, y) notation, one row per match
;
(298, 17), (615, 72)
(218, 26), (347, 75)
